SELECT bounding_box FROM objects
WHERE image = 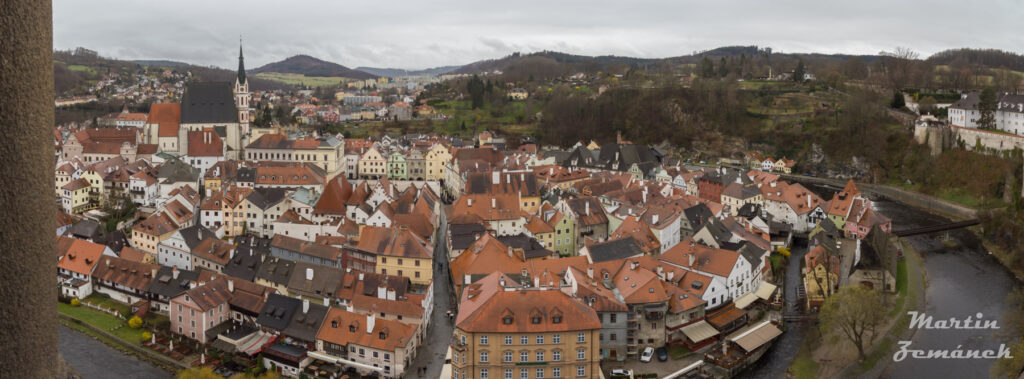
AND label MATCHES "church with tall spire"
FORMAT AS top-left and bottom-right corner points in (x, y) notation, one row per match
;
(234, 39), (252, 137)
